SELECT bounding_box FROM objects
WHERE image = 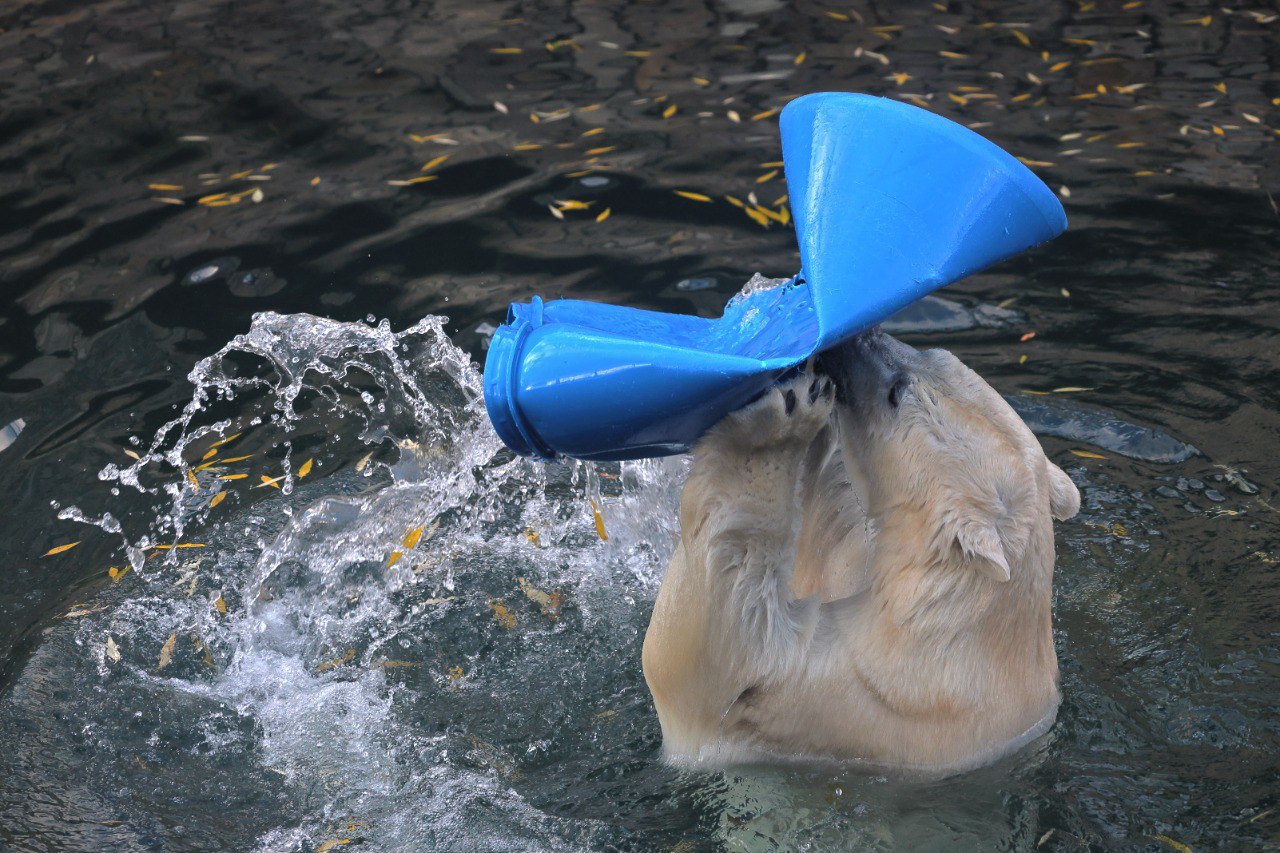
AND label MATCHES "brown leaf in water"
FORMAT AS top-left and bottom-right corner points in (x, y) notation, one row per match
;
(590, 499), (609, 541)
(518, 577), (565, 620)
(43, 542), (81, 557)
(158, 633), (177, 669)
(488, 599), (518, 629)
(316, 649), (356, 673)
